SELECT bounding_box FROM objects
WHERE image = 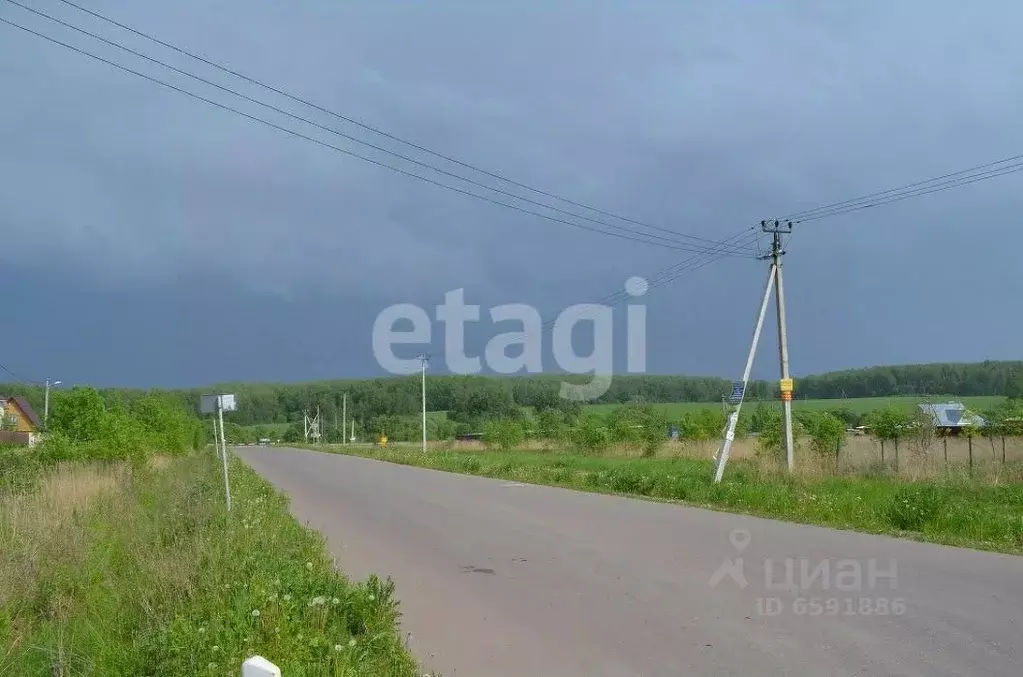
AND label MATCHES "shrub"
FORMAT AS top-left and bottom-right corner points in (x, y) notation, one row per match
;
(535, 409), (568, 441)
(483, 419), (525, 451)
(569, 414), (611, 453)
(756, 410), (804, 458)
(803, 411), (846, 458)
(608, 404), (669, 456)
(44, 387), (204, 463)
